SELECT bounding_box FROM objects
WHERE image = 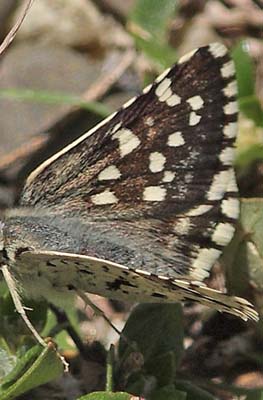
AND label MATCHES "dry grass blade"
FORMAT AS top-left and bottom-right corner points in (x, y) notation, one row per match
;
(0, 135), (47, 171)
(83, 49), (136, 102)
